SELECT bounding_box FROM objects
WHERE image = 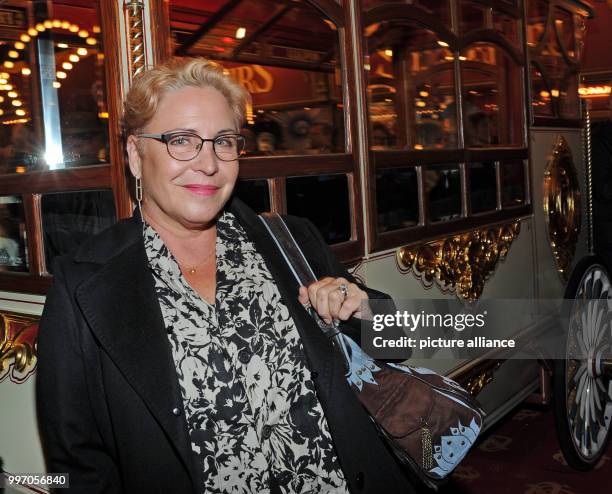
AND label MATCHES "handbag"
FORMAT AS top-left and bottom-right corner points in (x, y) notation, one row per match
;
(259, 212), (485, 490)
